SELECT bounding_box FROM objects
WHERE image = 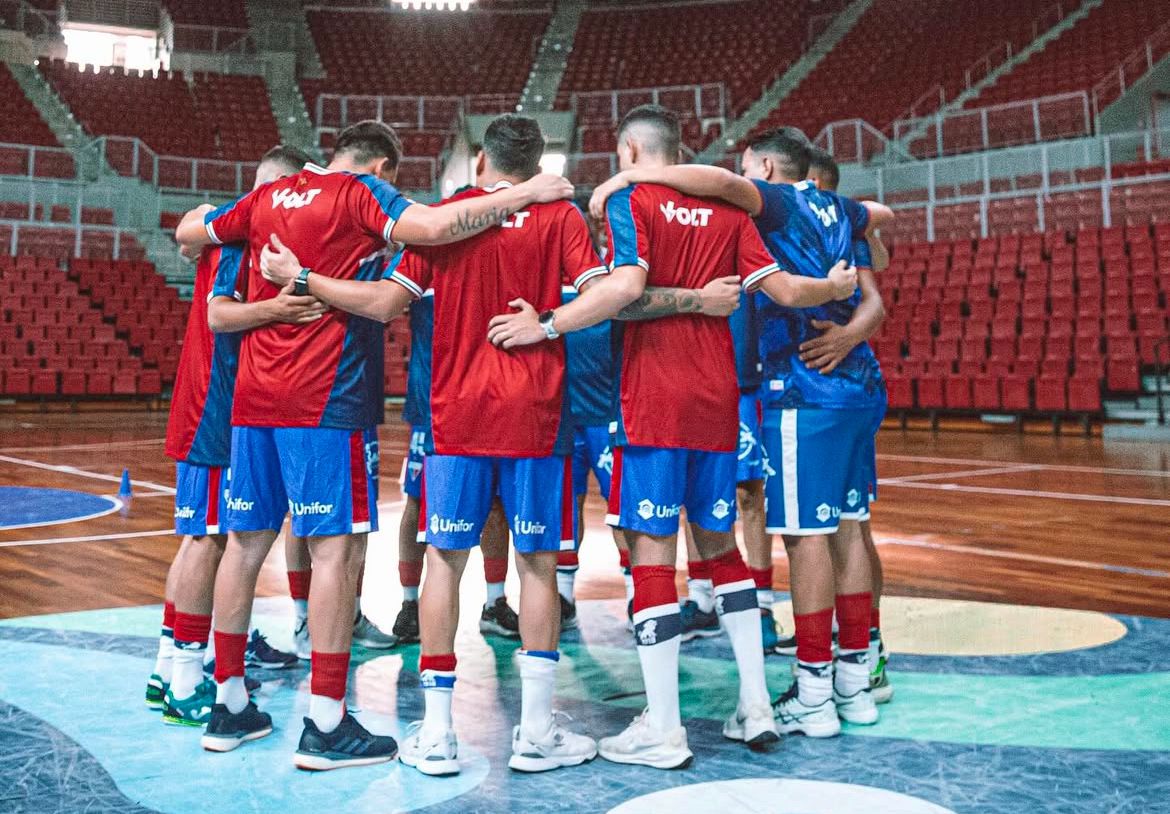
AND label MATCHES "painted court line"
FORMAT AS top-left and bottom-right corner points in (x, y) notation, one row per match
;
(879, 480), (1170, 507)
(0, 438), (166, 454)
(881, 464), (1045, 484)
(0, 528), (175, 548)
(0, 454), (176, 495)
(0, 496), (124, 532)
(876, 534), (1170, 579)
(878, 453), (1170, 479)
